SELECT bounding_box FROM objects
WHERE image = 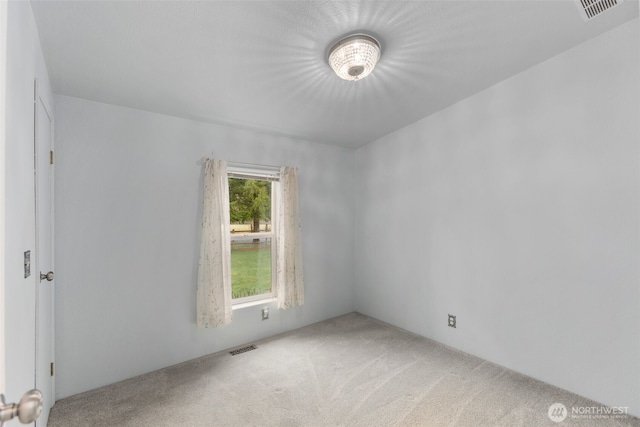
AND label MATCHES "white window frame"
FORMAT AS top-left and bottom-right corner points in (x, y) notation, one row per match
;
(228, 163), (280, 306)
